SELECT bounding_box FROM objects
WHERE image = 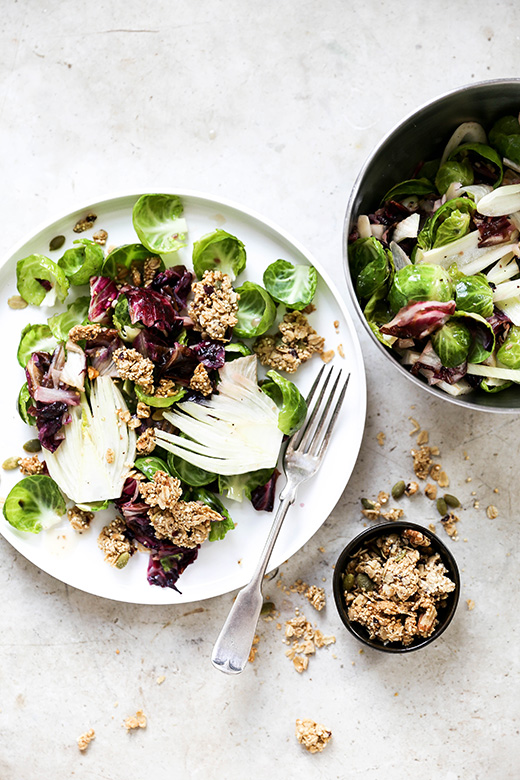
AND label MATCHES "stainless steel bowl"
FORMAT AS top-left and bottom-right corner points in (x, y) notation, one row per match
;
(343, 79), (520, 412)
